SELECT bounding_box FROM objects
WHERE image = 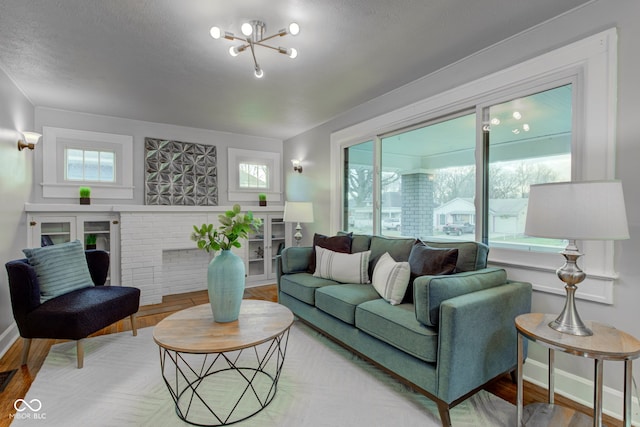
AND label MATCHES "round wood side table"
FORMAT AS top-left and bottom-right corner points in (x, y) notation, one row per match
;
(515, 313), (640, 427)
